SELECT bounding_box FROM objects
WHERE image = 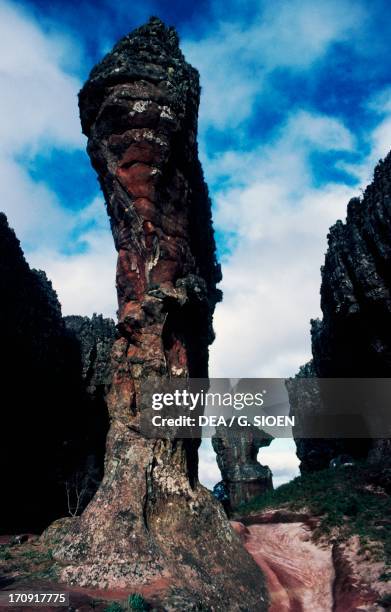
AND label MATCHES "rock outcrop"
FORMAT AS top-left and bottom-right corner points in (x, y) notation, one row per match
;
(62, 315), (116, 514)
(213, 423), (273, 512)
(0, 214), (114, 532)
(312, 152), (391, 379)
(46, 18), (268, 610)
(286, 361), (349, 473)
(64, 314), (116, 399)
(290, 152), (391, 472)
